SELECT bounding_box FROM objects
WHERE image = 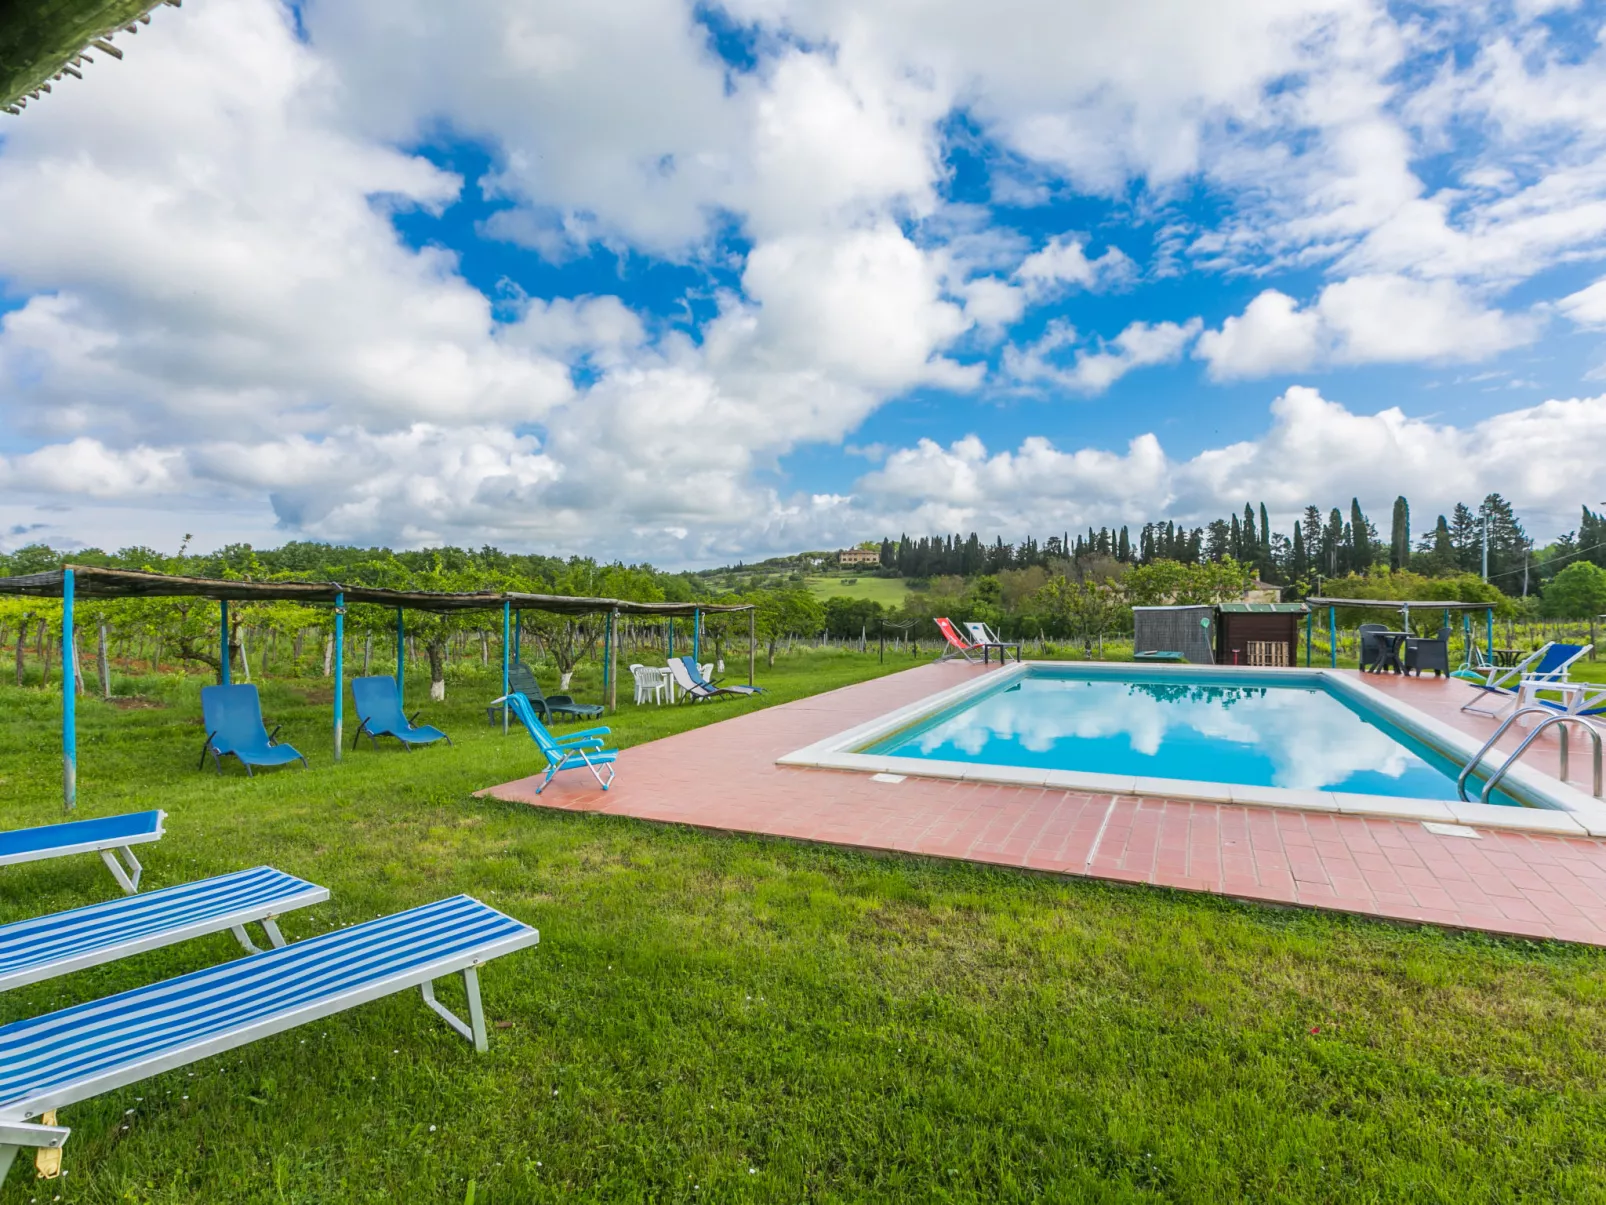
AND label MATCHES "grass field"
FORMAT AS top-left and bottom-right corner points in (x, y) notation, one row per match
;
(4, 649), (1606, 1201)
(804, 574), (912, 606)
